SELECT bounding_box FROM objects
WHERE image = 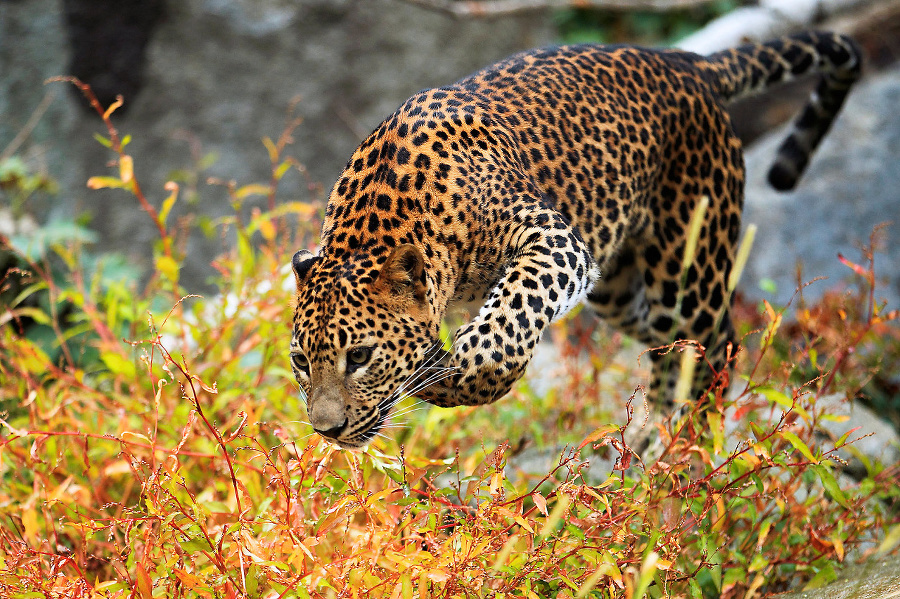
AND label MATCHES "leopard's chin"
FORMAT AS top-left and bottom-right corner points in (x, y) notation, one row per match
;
(331, 423), (384, 451)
